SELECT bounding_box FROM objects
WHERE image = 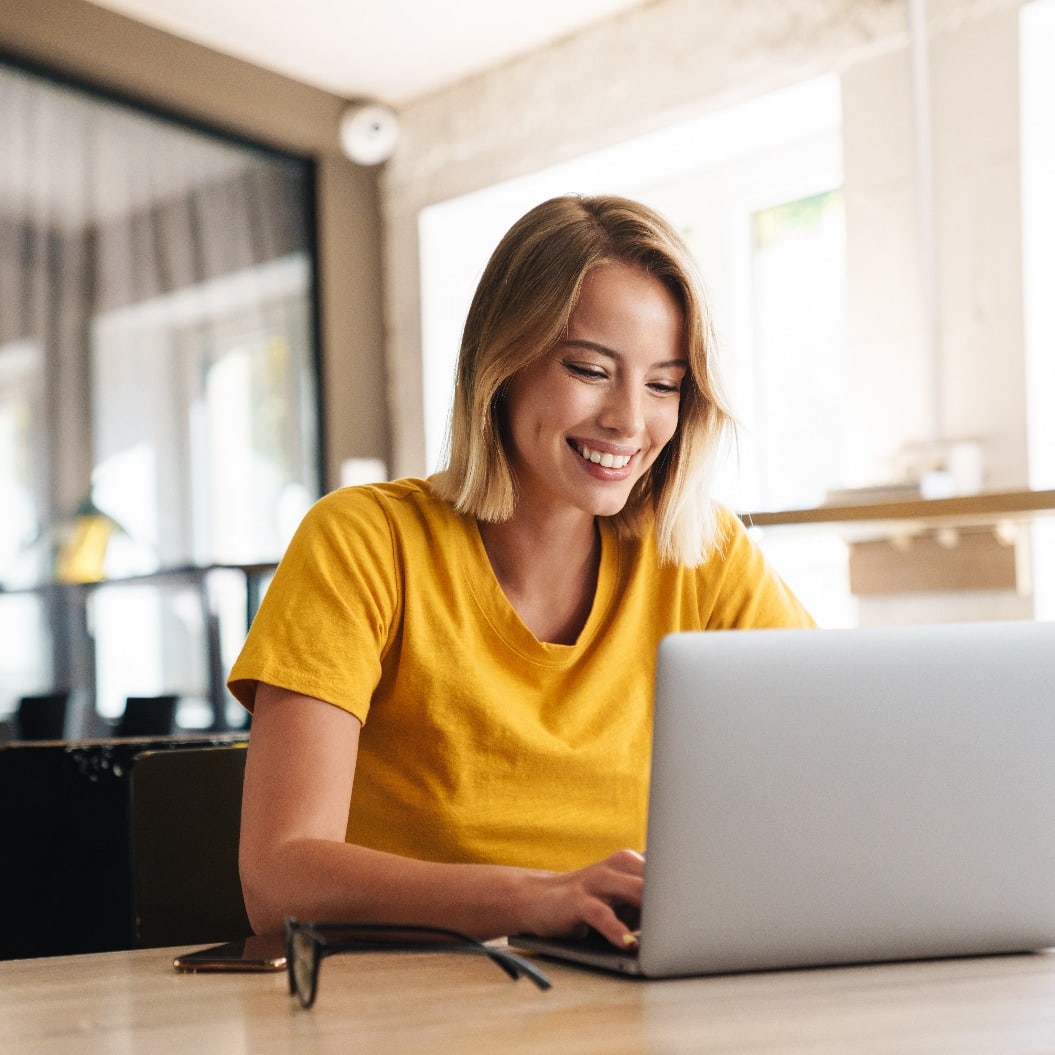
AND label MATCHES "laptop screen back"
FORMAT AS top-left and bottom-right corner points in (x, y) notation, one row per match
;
(638, 621), (1055, 978)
